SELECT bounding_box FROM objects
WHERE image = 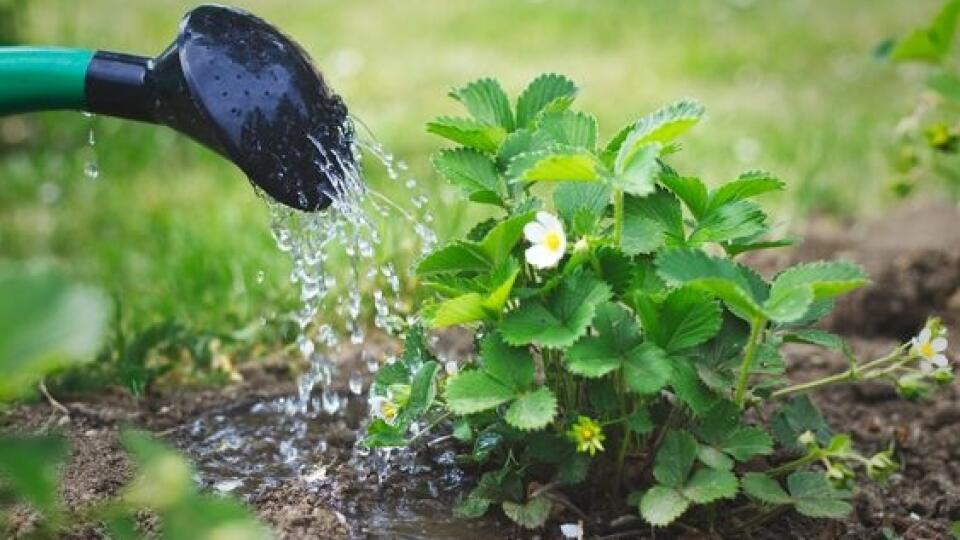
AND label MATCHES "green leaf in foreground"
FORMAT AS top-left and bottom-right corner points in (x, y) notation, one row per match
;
(681, 468), (738, 504)
(741, 473), (793, 505)
(513, 150), (604, 183)
(653, 430), (698, 487)
(787, 472), (853, 518)
(0, 264), (111, 402)
(504, 387), (558, 431)
(432, 148), (503, 204)
(622, 344), (673, 395)
(449, 77), (514, 130)
(770, 261), (868, 301)
(640, 486), (690, 527)
(502, 495), (553, 529)
(427, 116), (506, 153)
(515, 73), (578, 128)
(565, 303), (641, 378)
(643, 287), (722, 352)
(445, 371), (515, 414)
(656, 247), (767, 320)
(0, 435), (68, 514)
(501, 272), (612, 348)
